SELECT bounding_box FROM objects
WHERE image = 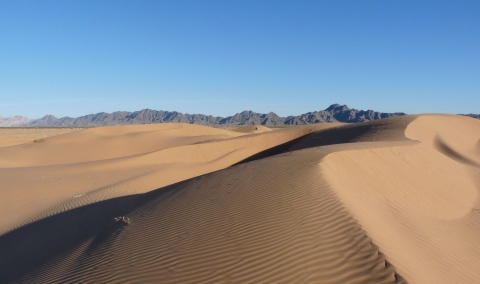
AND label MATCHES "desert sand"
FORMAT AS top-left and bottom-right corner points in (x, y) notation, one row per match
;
(0, 115), (479, 283)
(0, 127), (81, 148)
